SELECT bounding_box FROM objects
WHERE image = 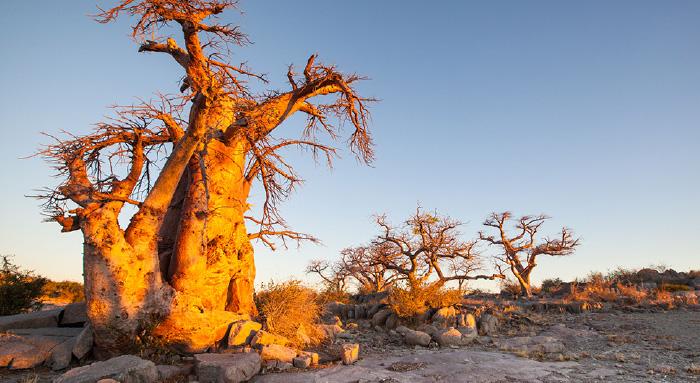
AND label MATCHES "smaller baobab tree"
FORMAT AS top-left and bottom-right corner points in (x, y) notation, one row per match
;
(371, 208), (504, 291)
(339, 245), (400, 294)
(479, 212), (580, 298)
